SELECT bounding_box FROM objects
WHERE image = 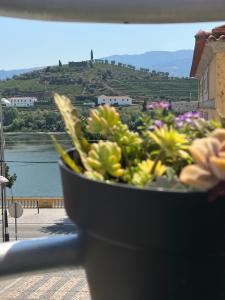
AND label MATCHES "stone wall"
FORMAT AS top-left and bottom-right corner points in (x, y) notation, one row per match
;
(171, 101), (199, 113)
